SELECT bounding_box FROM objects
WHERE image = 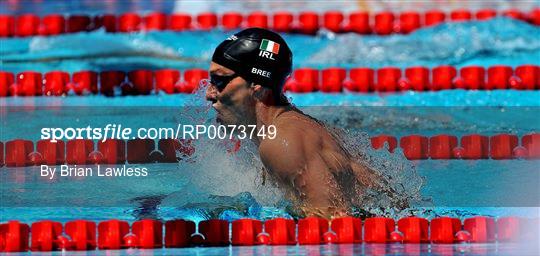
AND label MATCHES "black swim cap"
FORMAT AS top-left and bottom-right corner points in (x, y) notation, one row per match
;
(212, 28), (293, 92)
